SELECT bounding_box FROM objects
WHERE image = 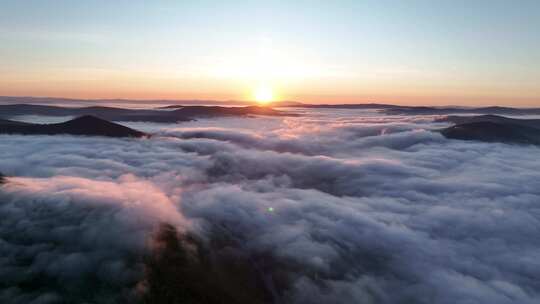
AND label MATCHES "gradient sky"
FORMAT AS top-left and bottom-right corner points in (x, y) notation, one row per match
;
(1, 0), (539, 106)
